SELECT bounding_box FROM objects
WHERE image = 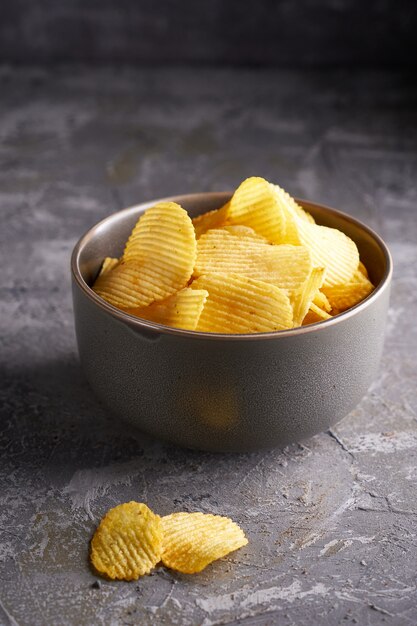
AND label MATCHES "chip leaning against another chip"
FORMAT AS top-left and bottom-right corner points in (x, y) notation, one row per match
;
(227, 176), (287, 243)
(194, 230), (313, 294)
(161, 512), (248, 573)
(124, 287), (209, 331)
(191, 272), (294, 333)
(94, 202), (197, 310)
(192, 202), (230, 239)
